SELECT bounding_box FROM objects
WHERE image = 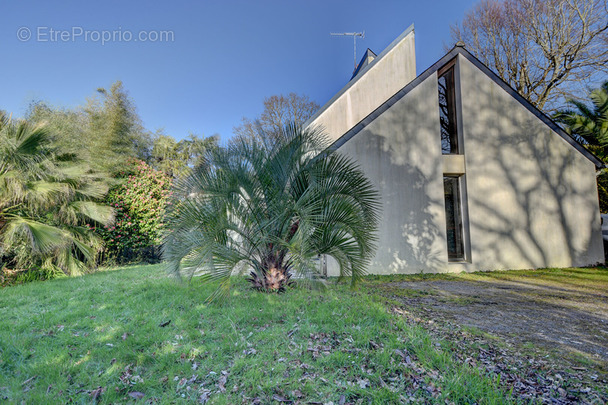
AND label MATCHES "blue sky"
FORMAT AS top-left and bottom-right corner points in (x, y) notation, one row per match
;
(1, 0), (478, 141)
